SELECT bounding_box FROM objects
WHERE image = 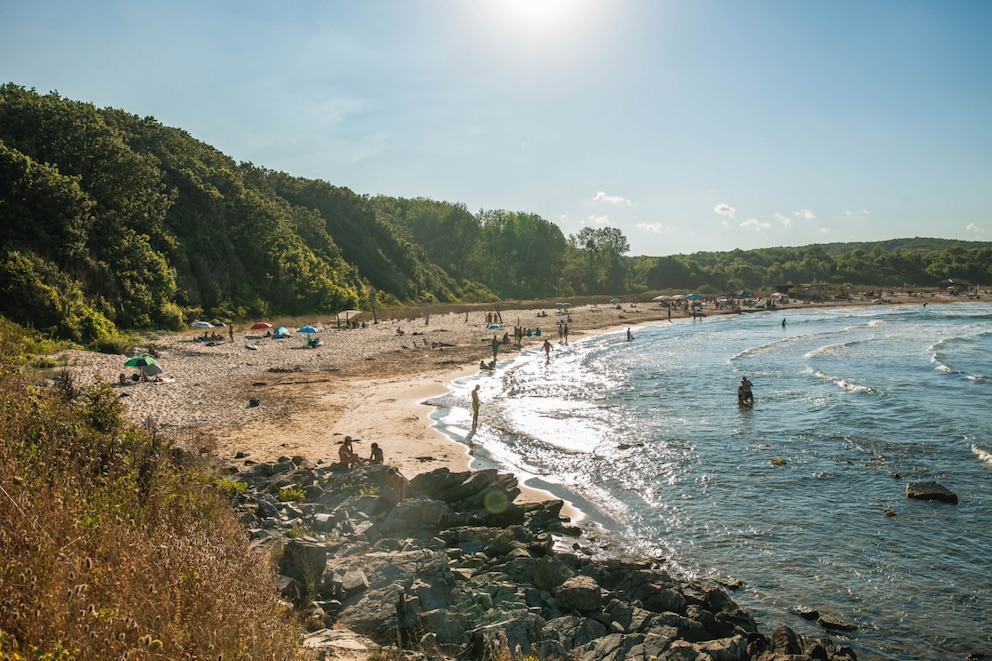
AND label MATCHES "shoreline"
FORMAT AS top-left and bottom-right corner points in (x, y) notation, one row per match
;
(58, 294), (967, 516)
